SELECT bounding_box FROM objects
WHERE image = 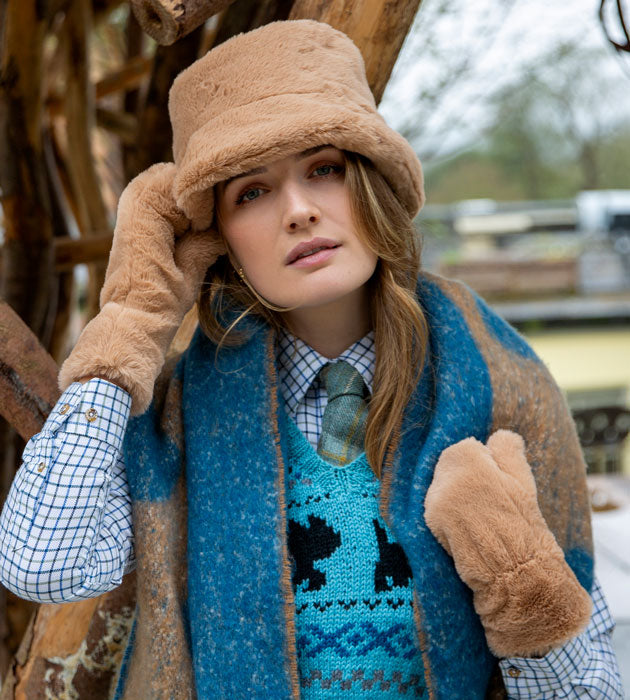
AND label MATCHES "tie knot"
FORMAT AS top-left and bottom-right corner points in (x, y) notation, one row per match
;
(321, 360), (367, 404)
